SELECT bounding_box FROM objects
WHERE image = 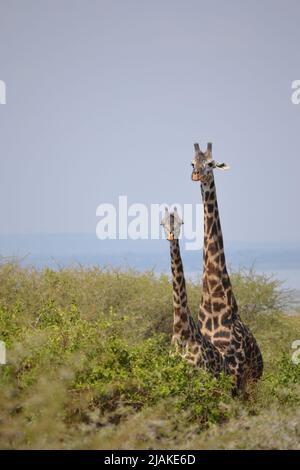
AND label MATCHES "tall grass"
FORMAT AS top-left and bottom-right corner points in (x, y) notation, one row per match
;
(0, 261), (299, 449)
